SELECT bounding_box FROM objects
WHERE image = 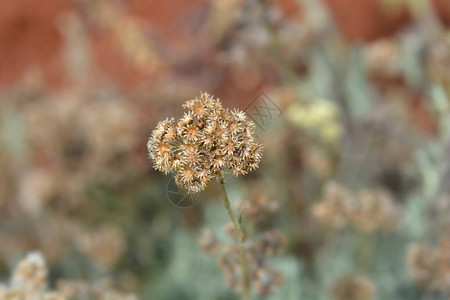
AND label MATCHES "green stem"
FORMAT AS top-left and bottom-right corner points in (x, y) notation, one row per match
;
(219, 178), (250, 300)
